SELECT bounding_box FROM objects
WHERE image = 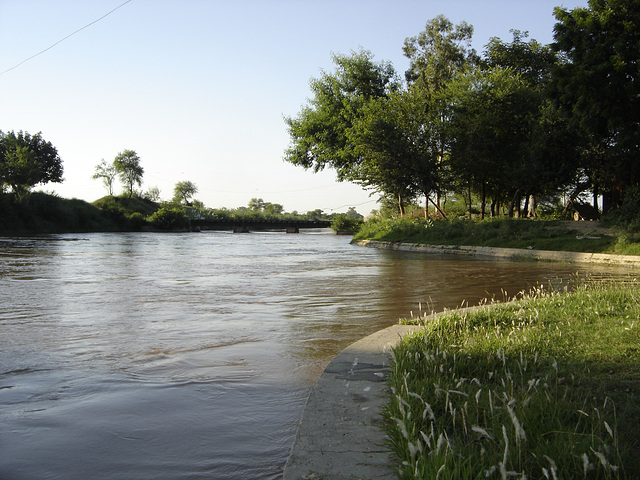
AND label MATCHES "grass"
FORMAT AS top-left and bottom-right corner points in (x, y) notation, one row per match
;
(353, 217), (640, 256)
(0, 192), (123, 234)
(385, 280), (640, 479)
